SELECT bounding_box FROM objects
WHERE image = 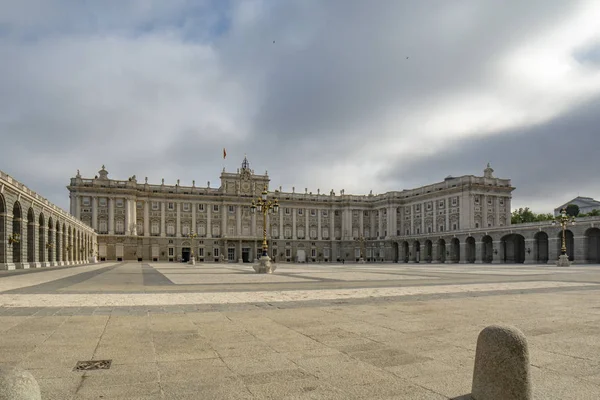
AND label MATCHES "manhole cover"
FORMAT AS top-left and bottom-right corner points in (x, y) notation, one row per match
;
(74, 360), (112, 371)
